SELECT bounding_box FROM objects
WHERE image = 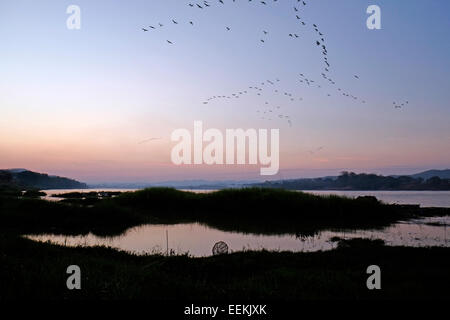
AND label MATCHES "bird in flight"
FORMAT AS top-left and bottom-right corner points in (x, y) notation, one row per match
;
(138, 137), (162, 144)
(308, 146), (324, 155)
